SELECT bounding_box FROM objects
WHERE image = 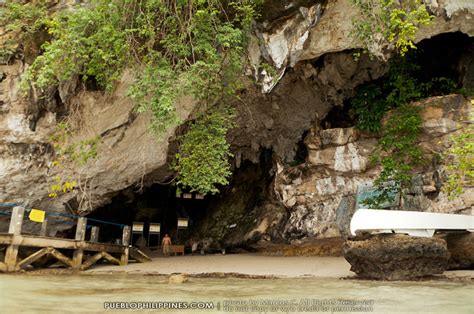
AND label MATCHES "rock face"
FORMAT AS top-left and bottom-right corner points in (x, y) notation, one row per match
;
(343, 234), (450, 280)
(274, 95), (473, 241)
(189, 159), (288, 251)
(440, 233), (474, 270)
(0, 64), (195, 234)
(0, 0), (473, 242)
(232, 52), (387, 164)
